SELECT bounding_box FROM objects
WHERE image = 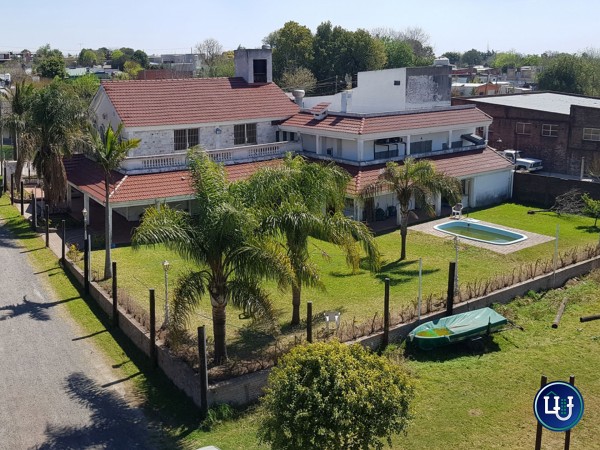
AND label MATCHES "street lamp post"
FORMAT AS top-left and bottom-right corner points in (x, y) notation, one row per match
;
(82, 208), (88, 241)
(162, 260), (170, 327)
